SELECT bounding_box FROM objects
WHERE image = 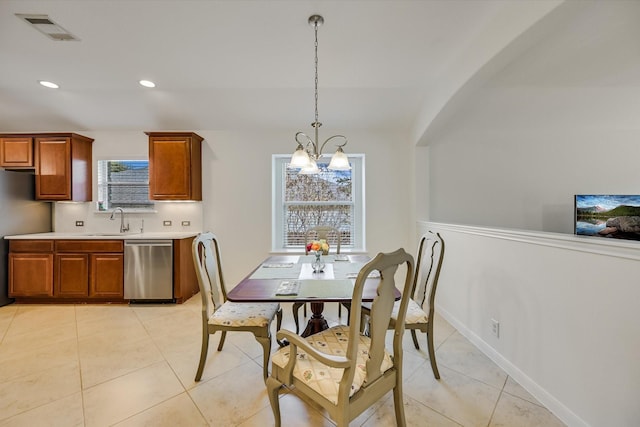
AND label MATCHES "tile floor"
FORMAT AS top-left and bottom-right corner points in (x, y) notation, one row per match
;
(0, 296), (565, 426)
